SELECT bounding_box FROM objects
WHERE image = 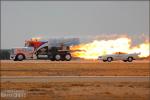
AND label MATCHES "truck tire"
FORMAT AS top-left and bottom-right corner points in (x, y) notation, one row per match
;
(127, 57), (133, 62)
(15, 54), (25, 61)
(55, 54), (61, 61)
(14, 59), (17, 61)
(50, 57), (55, 61)
(123, 60), (127, 62)
(65, 54), (72, 61)
(61, 57), (65, 61)
(107, 57), (112, 62)
(103, 60), (107, 62)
